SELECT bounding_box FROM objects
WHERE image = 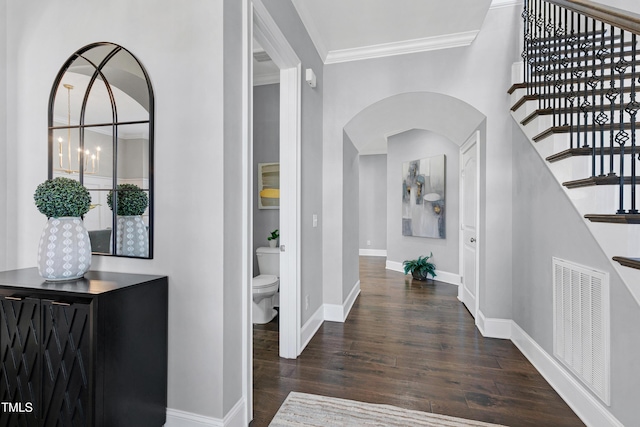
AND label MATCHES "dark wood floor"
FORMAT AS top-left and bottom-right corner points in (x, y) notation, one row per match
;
(252, 256), (584, 427)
